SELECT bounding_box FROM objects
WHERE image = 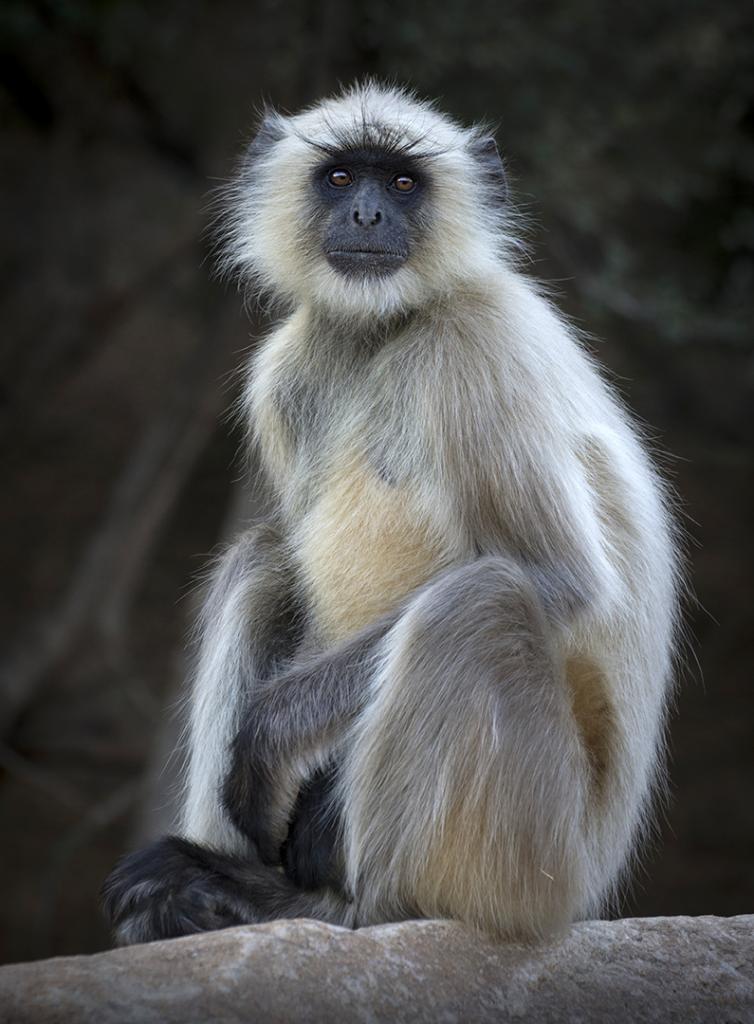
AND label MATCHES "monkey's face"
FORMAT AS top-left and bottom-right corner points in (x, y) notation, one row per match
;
(222, 84), (512, 319)
(312, 152), (426, 279)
